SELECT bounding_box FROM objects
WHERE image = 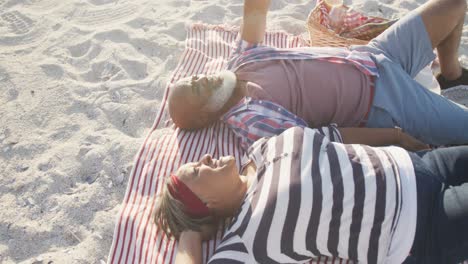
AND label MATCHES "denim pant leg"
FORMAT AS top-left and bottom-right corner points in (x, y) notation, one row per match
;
(366, 69), (468, 146)
(419, 146), (468, 263)
(353, 12), (468, 146)
(405, 147), (468, 264)
(365, 12), (435, 78)
(404, 152), (443, 264)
